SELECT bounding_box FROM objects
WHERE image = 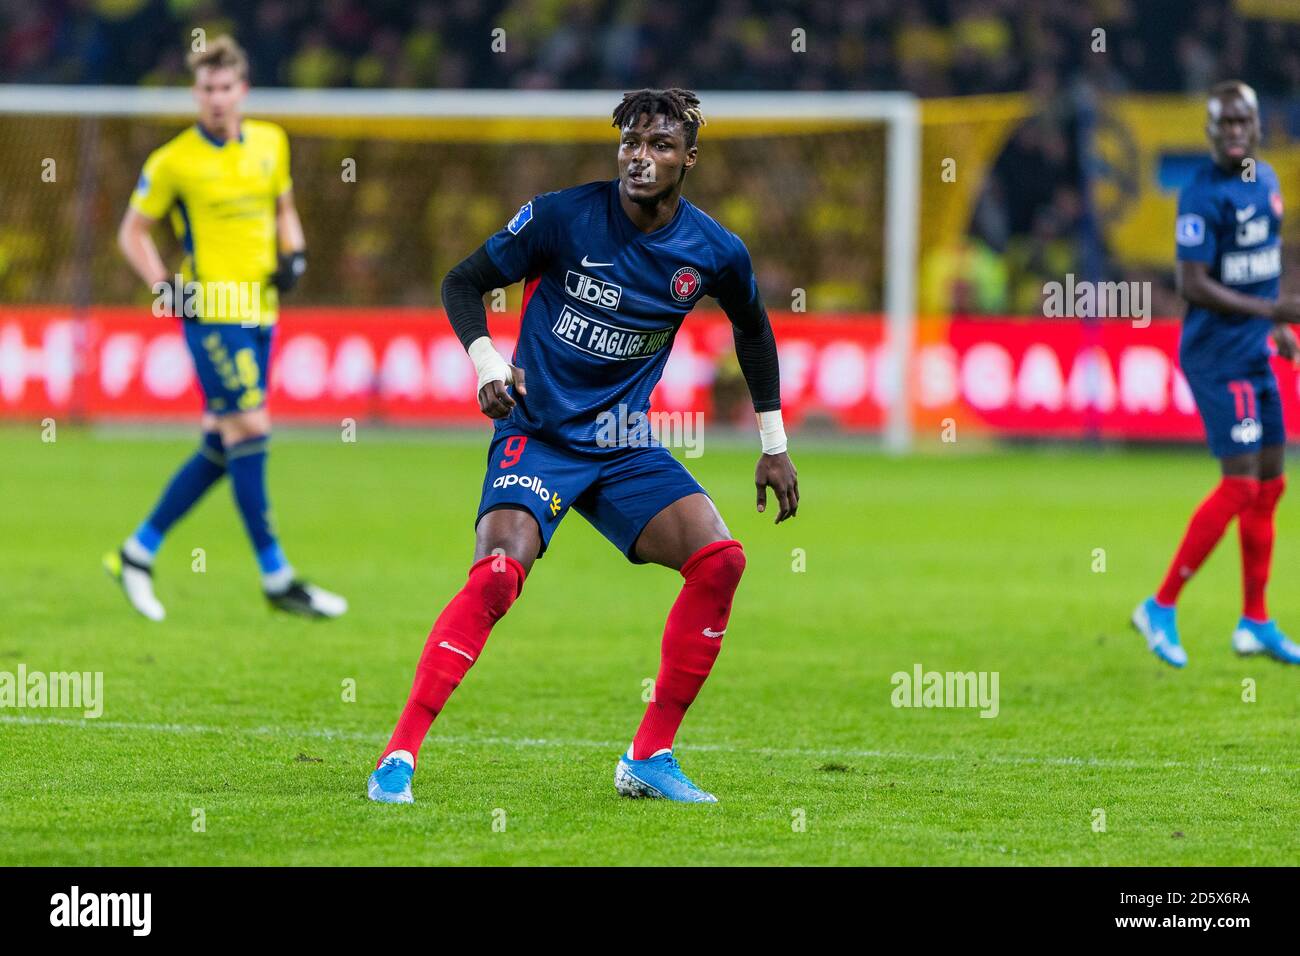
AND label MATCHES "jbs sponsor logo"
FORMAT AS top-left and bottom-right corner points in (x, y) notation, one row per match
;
(1236, 216), (1270, 247)
(565, 271), (622, 310)
(492, 473), (563, 517)
(552, 305), (672, 361)
(1222, 245), (1281, 284)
